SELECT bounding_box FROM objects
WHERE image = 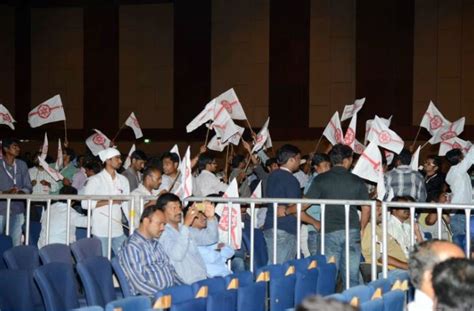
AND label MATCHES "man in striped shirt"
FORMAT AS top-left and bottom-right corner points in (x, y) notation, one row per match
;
(118, 204), (182, 296)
